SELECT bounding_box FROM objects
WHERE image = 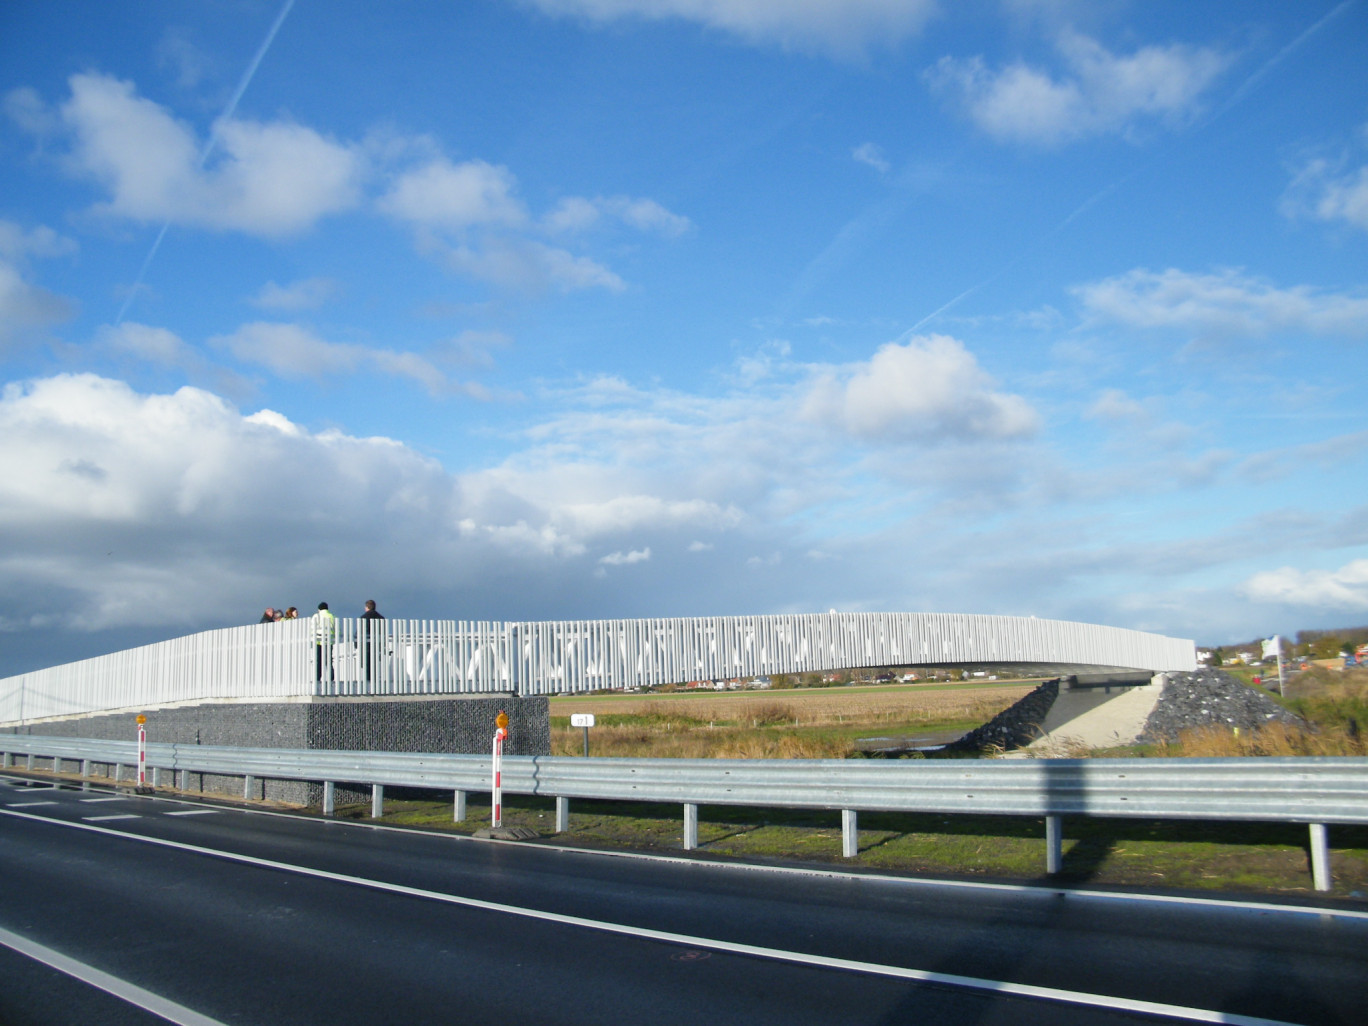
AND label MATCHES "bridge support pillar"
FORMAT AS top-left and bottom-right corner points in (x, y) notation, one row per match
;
(1046, 815), (1063, 874)
(683, 803), (698, 850)
(1309, 823), (1331, 891)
